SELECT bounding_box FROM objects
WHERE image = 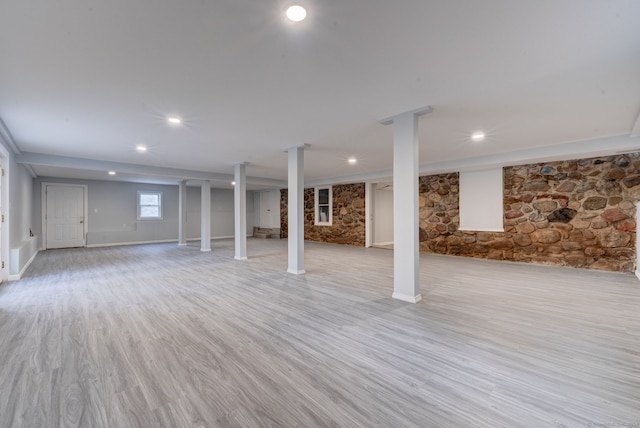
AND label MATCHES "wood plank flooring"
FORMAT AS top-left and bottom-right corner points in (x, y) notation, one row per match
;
(0, 238), (639, 427)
